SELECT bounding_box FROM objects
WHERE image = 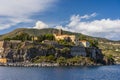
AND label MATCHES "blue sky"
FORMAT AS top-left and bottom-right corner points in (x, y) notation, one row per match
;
(0, 0), (120, 40)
